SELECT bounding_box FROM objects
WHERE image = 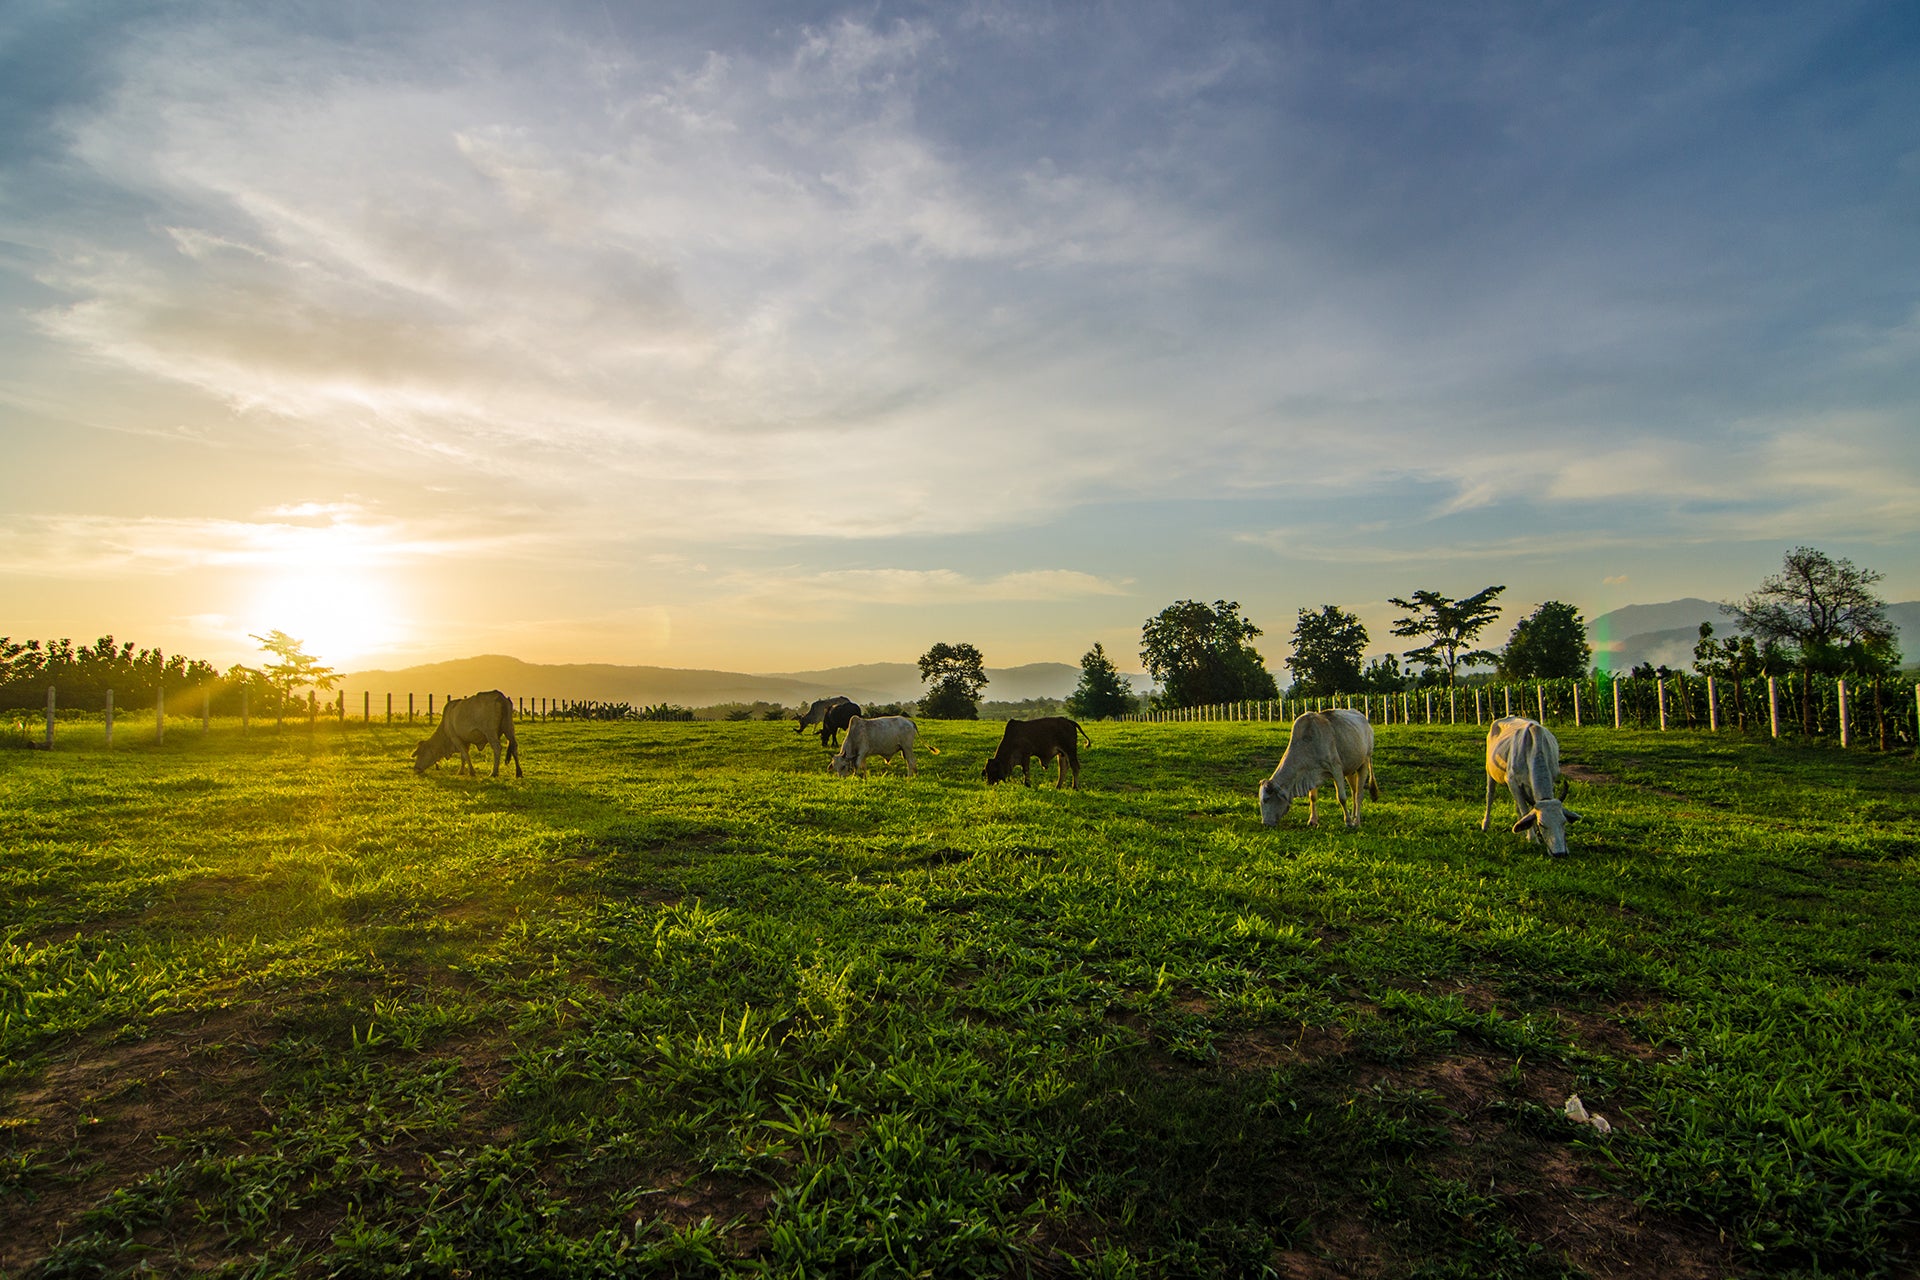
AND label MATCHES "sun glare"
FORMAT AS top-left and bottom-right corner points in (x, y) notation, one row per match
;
(244, 571), (407, 670)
